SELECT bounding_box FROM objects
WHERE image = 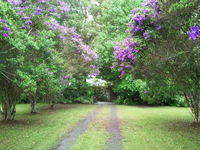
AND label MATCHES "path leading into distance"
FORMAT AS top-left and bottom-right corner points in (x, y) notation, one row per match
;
(54, 102), (122, 150)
